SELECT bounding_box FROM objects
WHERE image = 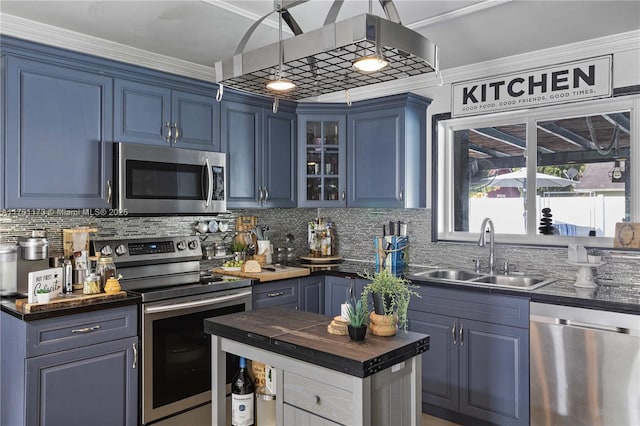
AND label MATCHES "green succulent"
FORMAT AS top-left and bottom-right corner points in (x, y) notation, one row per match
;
(345, 298), (369, 327)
